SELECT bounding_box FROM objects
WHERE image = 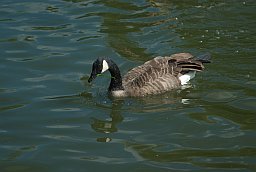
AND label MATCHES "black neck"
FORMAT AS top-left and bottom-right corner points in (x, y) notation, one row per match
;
(106, 59), (124, 92)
